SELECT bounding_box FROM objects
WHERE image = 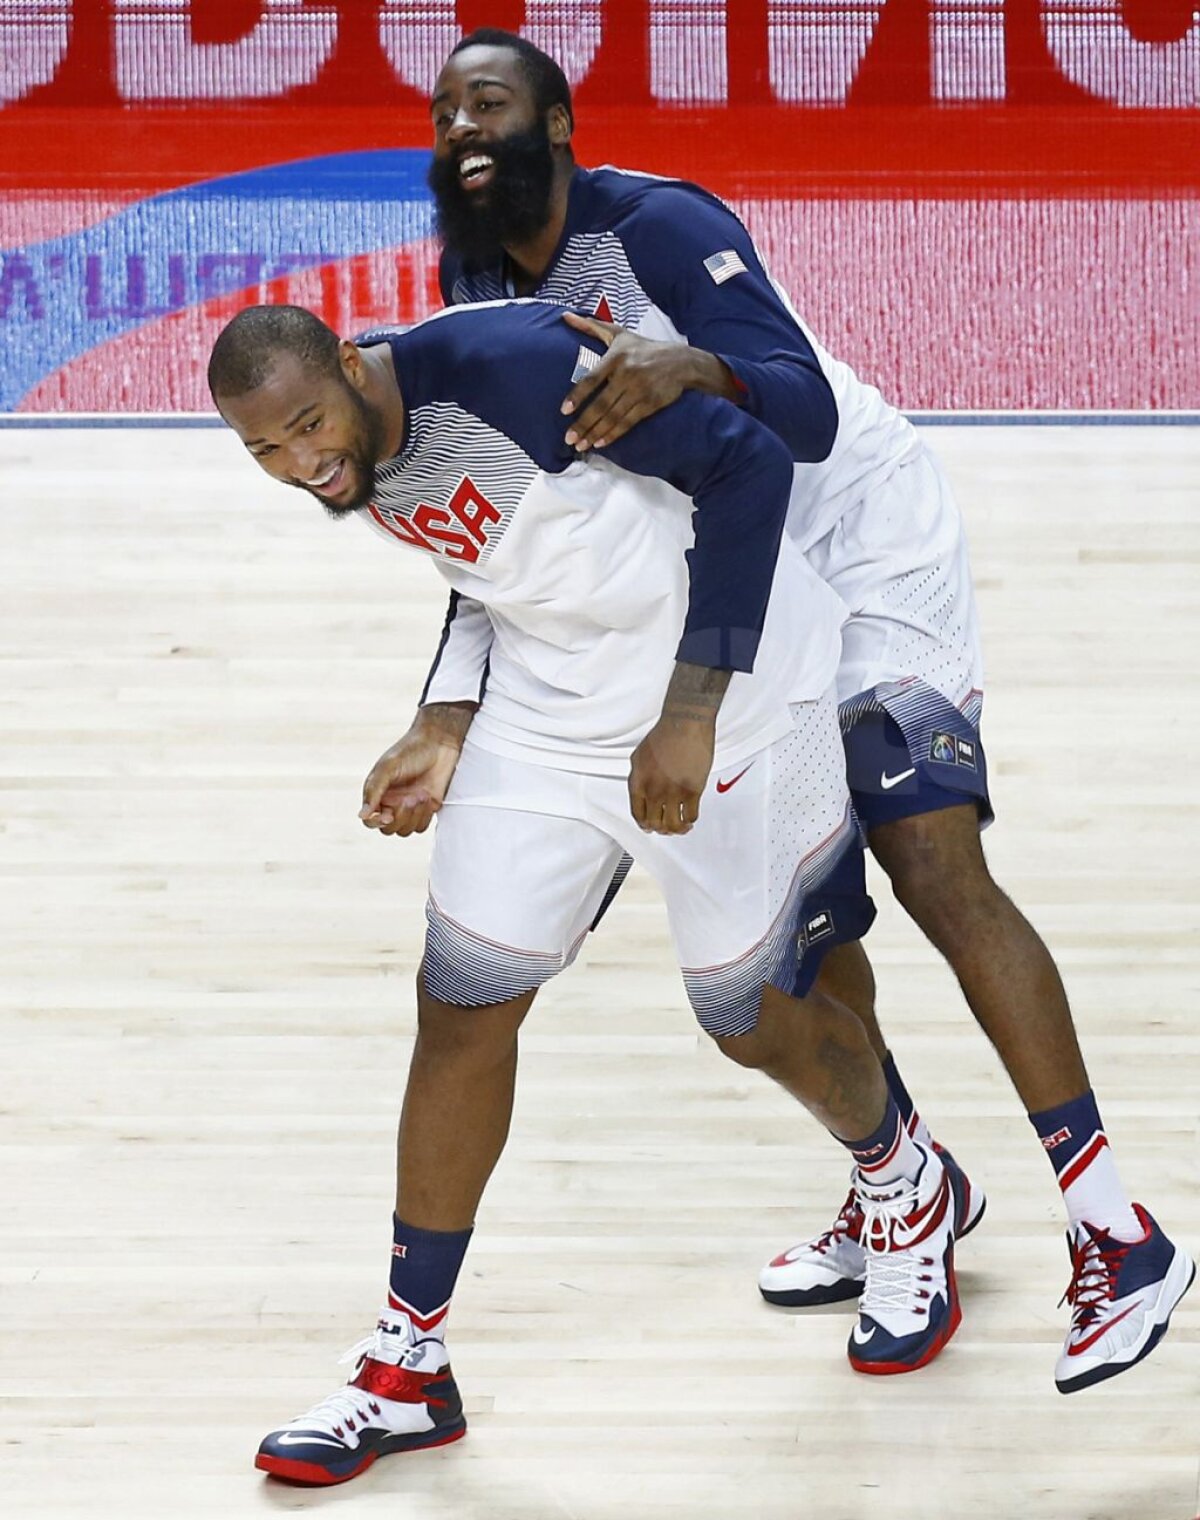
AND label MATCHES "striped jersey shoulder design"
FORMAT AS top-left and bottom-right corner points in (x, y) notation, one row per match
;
(534, 231), (653, 330)
(449, 267), (507, 305)
(364, 401), (539, 569)
(451, 231), (653, 332)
